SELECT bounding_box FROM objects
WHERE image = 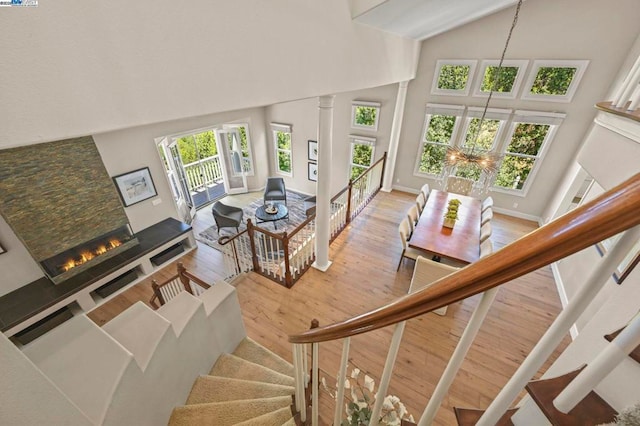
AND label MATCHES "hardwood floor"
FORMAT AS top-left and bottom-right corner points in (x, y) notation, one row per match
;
(88, 190), (570, 425)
